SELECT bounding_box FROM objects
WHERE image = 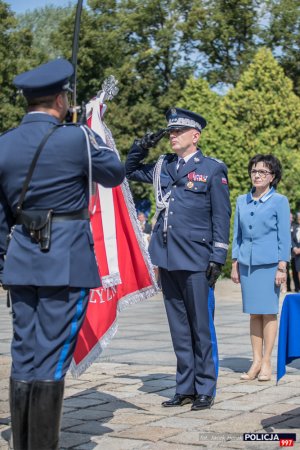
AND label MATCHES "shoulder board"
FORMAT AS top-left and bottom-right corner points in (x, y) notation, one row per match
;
(0, 127), (17, 138)
(80, 125), (107, 151)
(206, 156), (224, 164)
(61, 122), (81, 127)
